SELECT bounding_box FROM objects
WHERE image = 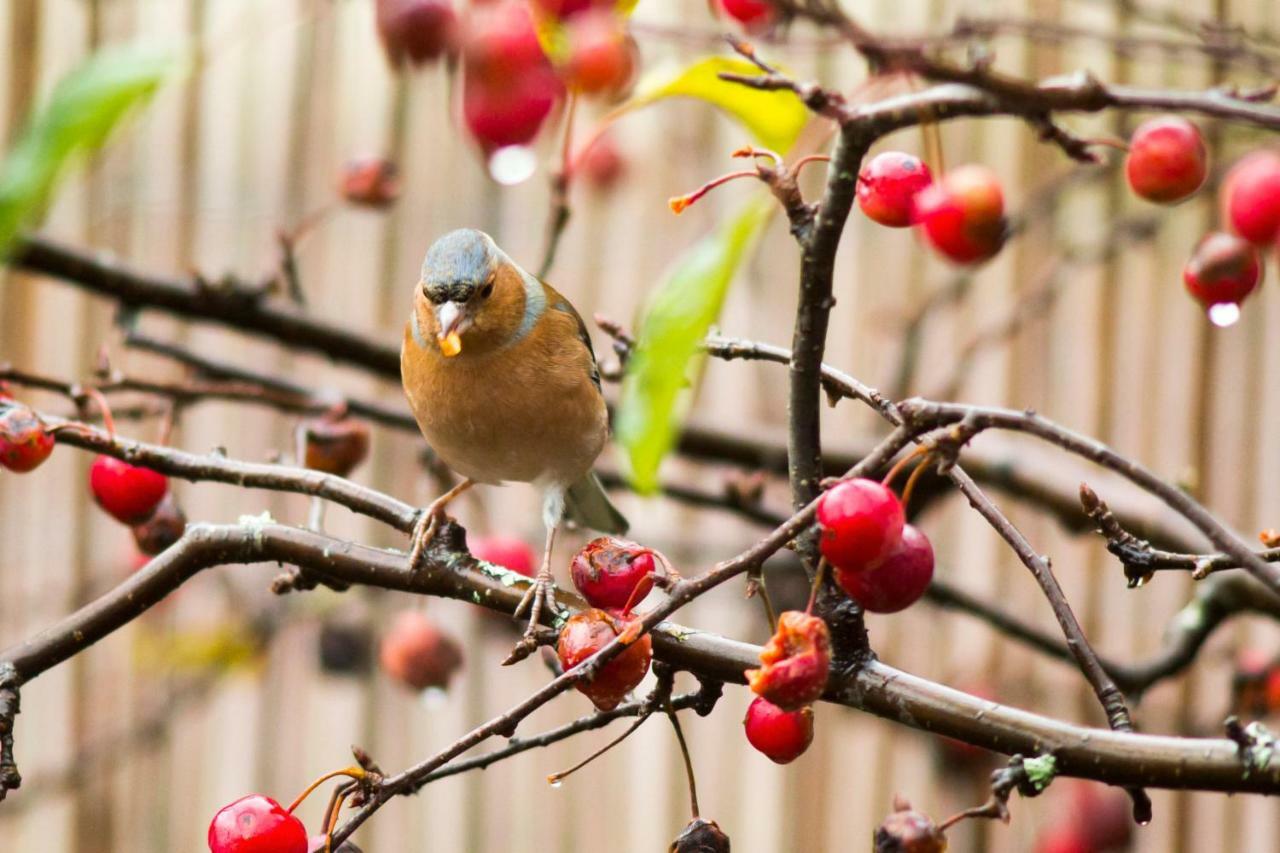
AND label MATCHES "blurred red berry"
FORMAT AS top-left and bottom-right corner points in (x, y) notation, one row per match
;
(1033, 827), (1092, 853)
(715, 0), (776, 32)
(0, 405), (55, 473)
(1125, 115), (1207, 204)
(570, 536), (657, 611)
(579, 133), (625, 189)
(817, 478), (905, 572)
(339, 157), (401, 209)
(563, 12), (636, 97)
(208, 794), (308, 853)
(376, 0), (459, 68)
(89, 455), (169, 525)
(858, 151), (933, 228)
(743, 696), (813, 764)
(301, 415), (371, 477)
(462, 0), (550, 86)
(746, 610), (830, 710)
(1066, 781), (1134, 851)
(1221, 150), (1280, 246)
(462, 73), (560, 152)
(531, 0), (614, 21)
(131, 495), (187, 556)
(1183, 232), (1261, 310)
(379, 610), (464, 691)
(836, 524), (934, 614)
(914, 164), (1006, 264)
(470, 534), (537, 577)
(556, 608), (652, 711)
